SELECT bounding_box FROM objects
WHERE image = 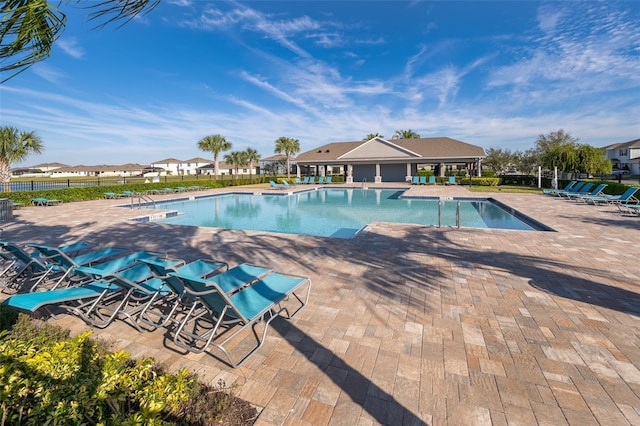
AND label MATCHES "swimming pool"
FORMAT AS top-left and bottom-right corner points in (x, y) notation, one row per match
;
(140, 189), (550, 238)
